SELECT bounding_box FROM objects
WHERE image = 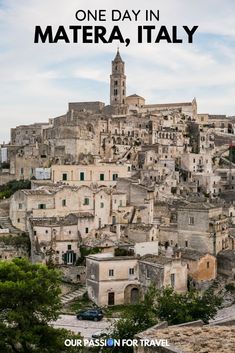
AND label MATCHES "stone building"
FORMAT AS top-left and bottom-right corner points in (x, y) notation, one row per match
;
(51, 160), (132, 187)
(217, 250), (235, 279)
(180, 152), (213, 174)
(138, 255), (187, 294)
(123, 224), (159, 243)
(86, 253), (139, 306)
(110, 49), (126, 108)
(86, 252), (187, 306)
(30, 214), (81, 265)
(177, 202), (230, 255)
(0, 242), (28, 261)
(178, 249), (217, 287)
(10, 122), (50, 145)
(9, 184), (128, 234)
